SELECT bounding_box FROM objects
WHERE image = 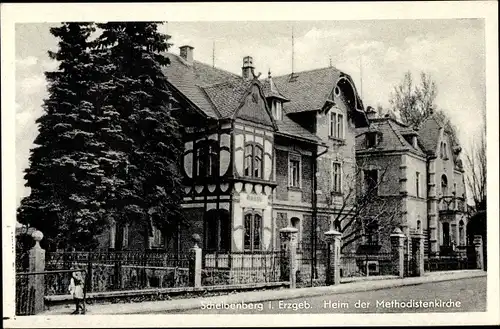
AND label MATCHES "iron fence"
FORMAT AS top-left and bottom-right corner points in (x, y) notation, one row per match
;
(202, 250), (283, 286)
(424, 253), (476, 272)
(340, 252), (394, 278)
(16, 269), (87, 316)
(46, 250), (191, 292)
(295, 245), (328, 287)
